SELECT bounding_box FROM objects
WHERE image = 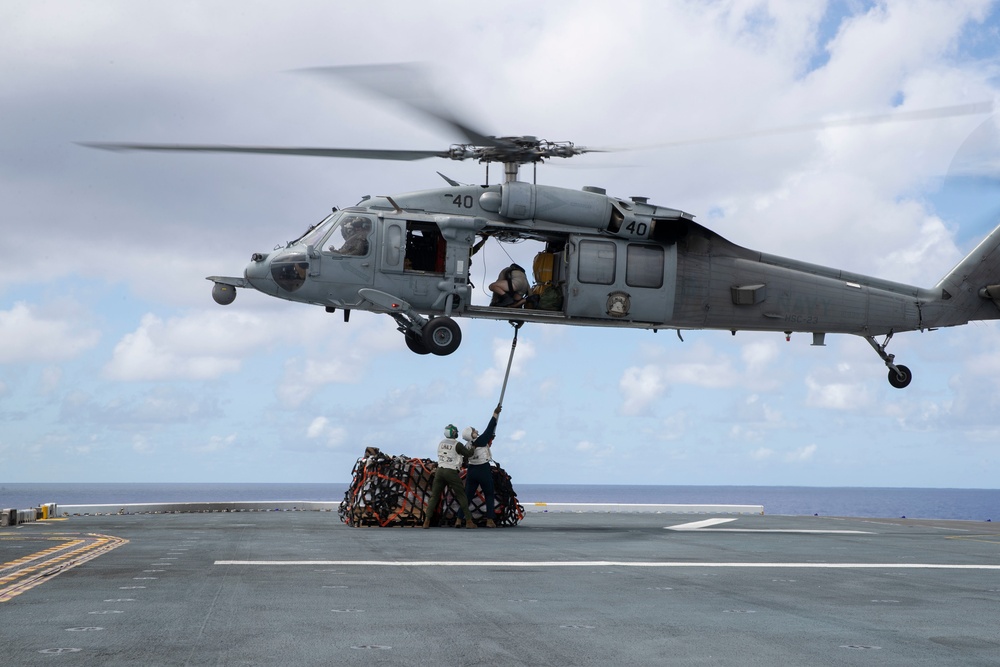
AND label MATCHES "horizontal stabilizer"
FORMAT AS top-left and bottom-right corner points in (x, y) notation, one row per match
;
(206, 276), (248, 288)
